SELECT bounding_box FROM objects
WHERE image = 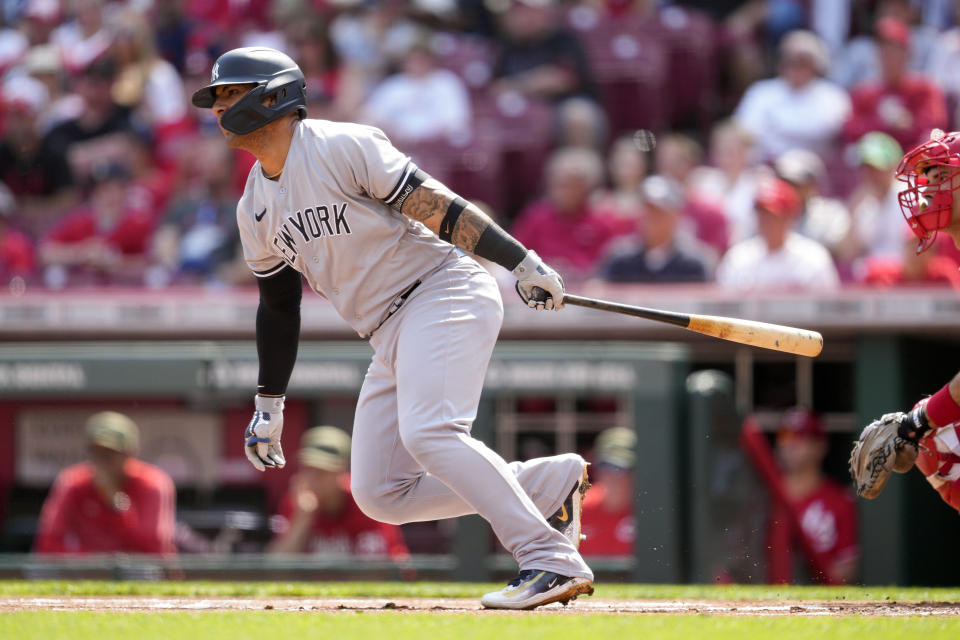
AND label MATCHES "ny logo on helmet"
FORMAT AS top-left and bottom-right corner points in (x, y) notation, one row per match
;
(211, 62), (220, 82)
